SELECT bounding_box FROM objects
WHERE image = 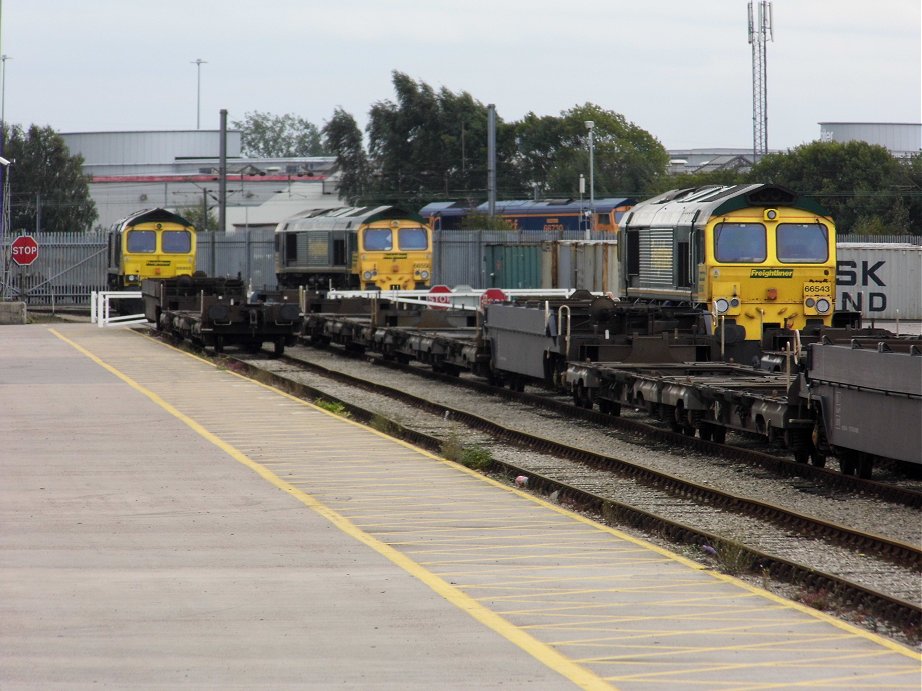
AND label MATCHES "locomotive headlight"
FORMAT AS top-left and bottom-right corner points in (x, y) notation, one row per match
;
(419, 270), (430, 280)
(715, 298), (730, 314)
(815, 298), (831, 314)
(729, 297), (740, 308)
(805, 297), (816, 308)
(362, 270), (374, 280)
